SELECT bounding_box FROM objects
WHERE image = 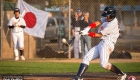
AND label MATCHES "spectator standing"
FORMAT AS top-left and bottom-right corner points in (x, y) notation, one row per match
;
(80, 12), (92, 58)
(71, 9), (84, 58)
